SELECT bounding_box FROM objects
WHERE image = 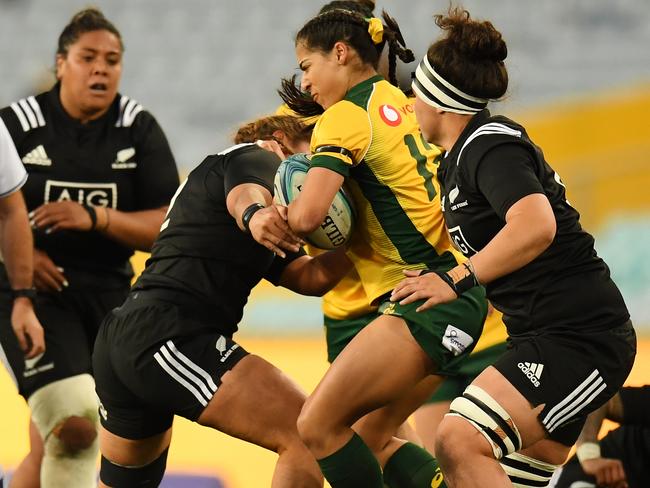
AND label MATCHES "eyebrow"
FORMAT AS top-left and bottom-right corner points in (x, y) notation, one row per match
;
(79, 47), (120, 56)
